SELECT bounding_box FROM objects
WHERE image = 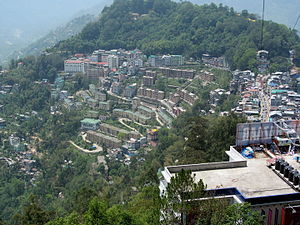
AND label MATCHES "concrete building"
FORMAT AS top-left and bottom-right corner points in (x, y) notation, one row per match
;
(177, 89), (199, 106)
(160, 146), (300, 224)
(108, 55), (119, 69)
(148, 55), (163, 67)
(257, 50), (269, 73)
(160, 67), (195, 79)
(80, 118), (100, 130)
(64, 60), (86, 73)
(99, 123), (140, 139)
(147, 129), (158, 142)
(113, 109), (151, 124)
(99, 101), (112, 111)
(142, 76), (156, 86)
(86, 111), (99, 119)
(158, 108), (173, 126)
(146, 70), (157, 77)
(137, 105), (156, 118)
(162, 55), (184, 66)
(137, 87), (165, 100)
(202, 54), (229, 69)
(95, 92), (107, 101)
(86, 130), (121, 148)
(87, 67), (104, 81)
(124, 83), (137, 98)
